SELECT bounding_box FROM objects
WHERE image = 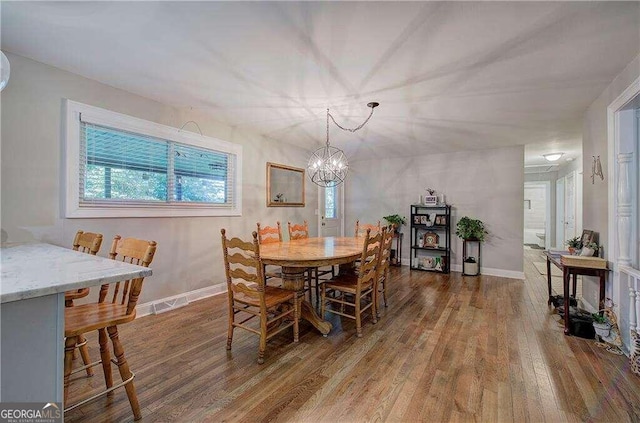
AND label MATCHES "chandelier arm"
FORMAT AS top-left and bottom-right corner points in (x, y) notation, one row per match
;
(327, 106), (375, 133)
